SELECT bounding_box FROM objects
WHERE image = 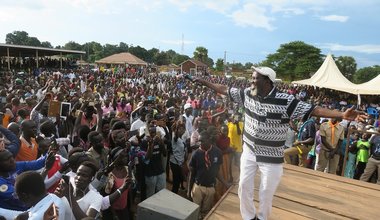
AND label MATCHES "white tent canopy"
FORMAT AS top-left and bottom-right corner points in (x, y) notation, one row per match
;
(354, 74), (380, 95)
(292, 54), (358, 94)
(292, 54), (380, 95)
